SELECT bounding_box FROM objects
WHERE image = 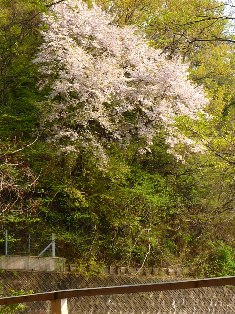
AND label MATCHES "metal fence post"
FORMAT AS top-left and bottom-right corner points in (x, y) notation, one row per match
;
(5, 230), (8, 256)
(28, 234), (31, 255)
(52, 233), (56, 257)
